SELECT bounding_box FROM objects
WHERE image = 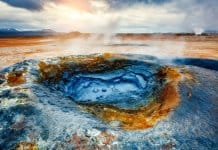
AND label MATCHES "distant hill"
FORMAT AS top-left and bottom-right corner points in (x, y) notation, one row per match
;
(0, 28), (218, 37)
(204, 30), (218, 34)
(0, 28), (57, 37)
